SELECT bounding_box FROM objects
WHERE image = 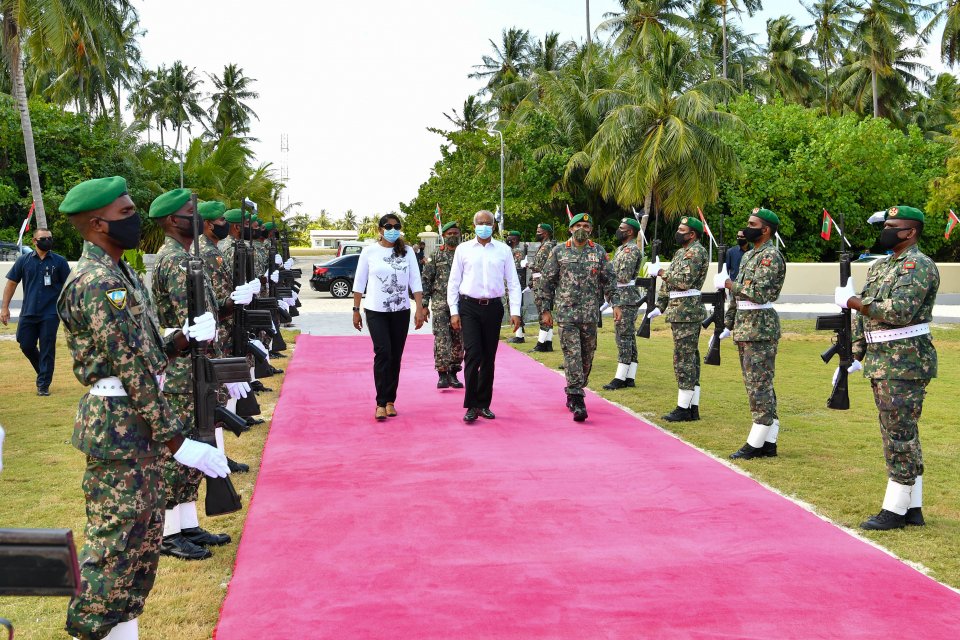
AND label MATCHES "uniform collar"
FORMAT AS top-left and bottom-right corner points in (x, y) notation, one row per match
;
(890, 244), (920, 263)
(565, 239), (595, 248)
